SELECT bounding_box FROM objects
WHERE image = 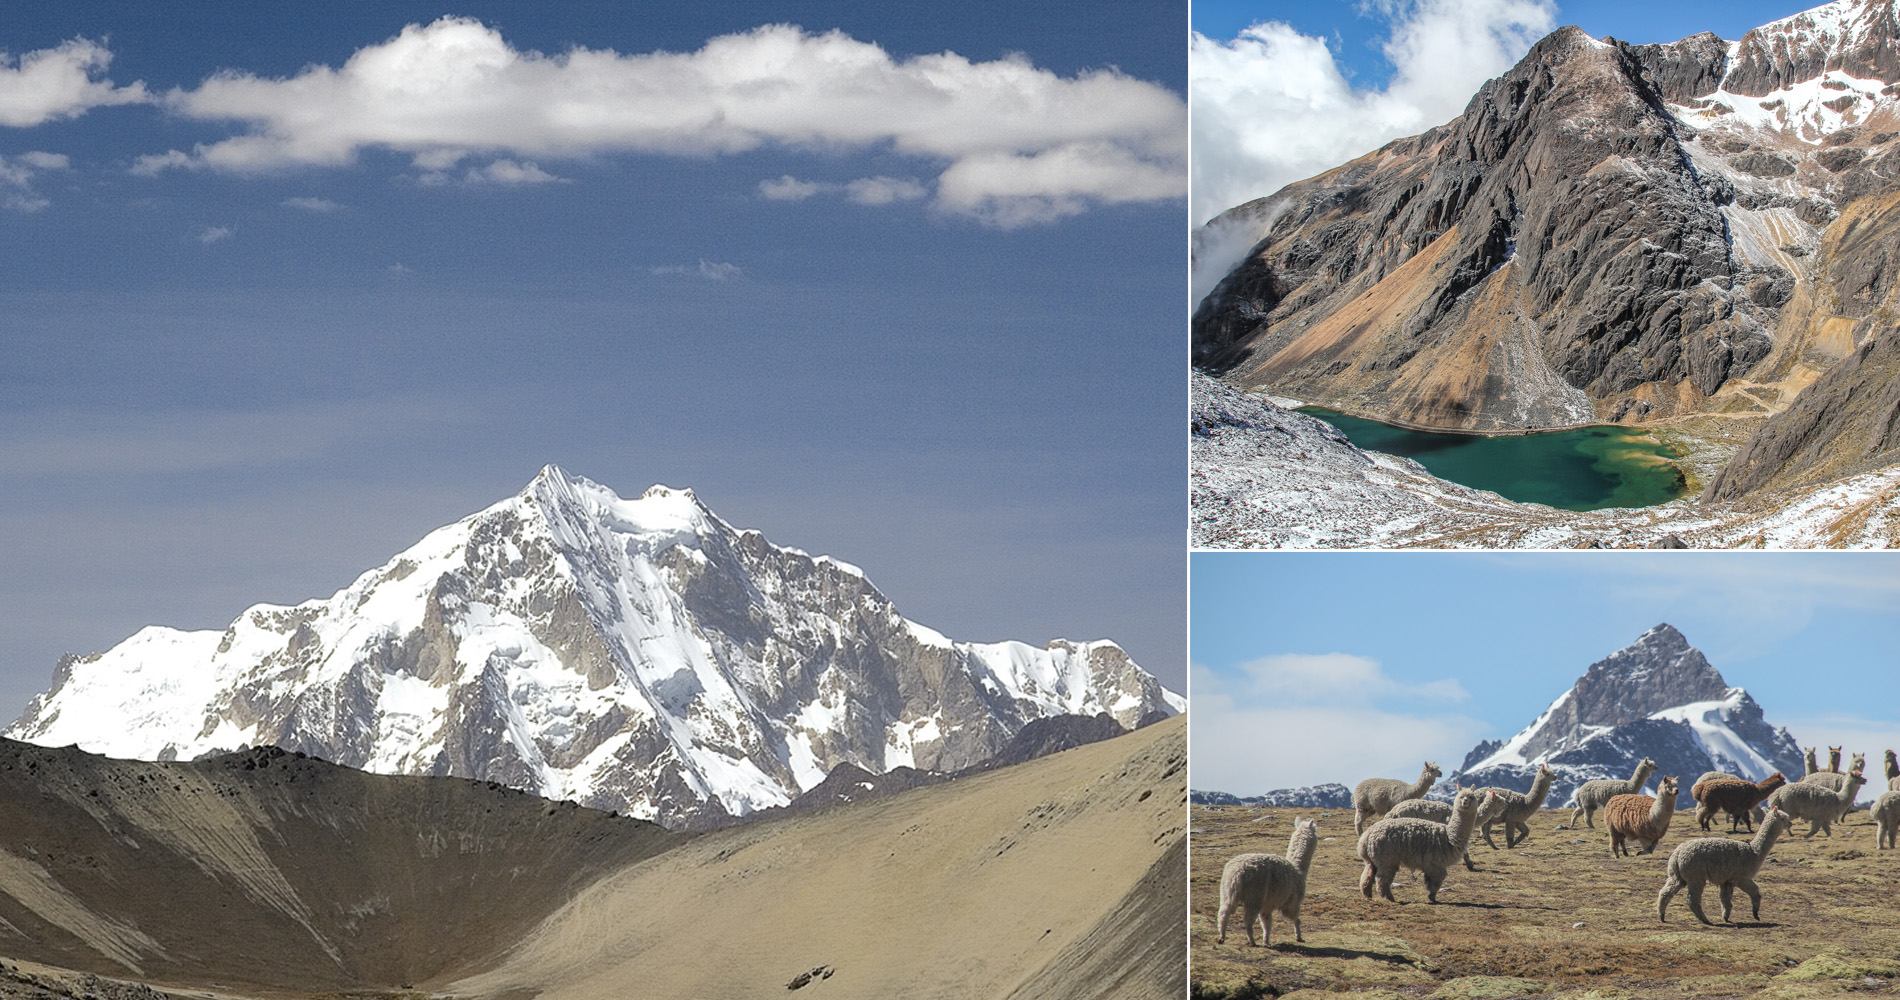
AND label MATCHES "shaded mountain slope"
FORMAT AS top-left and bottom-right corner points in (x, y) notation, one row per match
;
(0, 719), (1185, 1000)
(0, 739), (679, 994)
